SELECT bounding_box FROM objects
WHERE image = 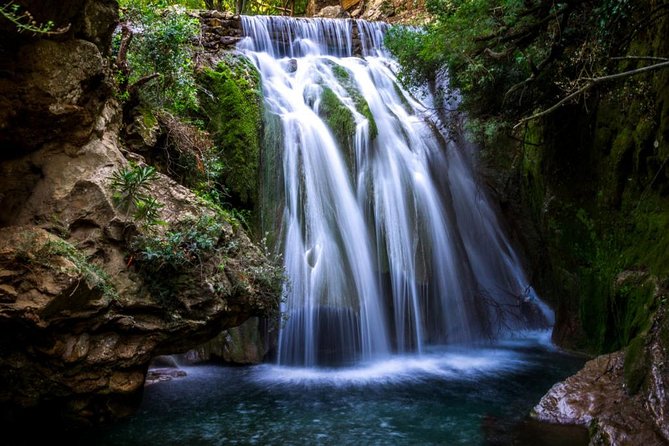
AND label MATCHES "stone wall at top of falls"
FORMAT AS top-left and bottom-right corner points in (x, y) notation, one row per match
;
(0, 1), (280, 435)
(197, 10), (375, 57)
